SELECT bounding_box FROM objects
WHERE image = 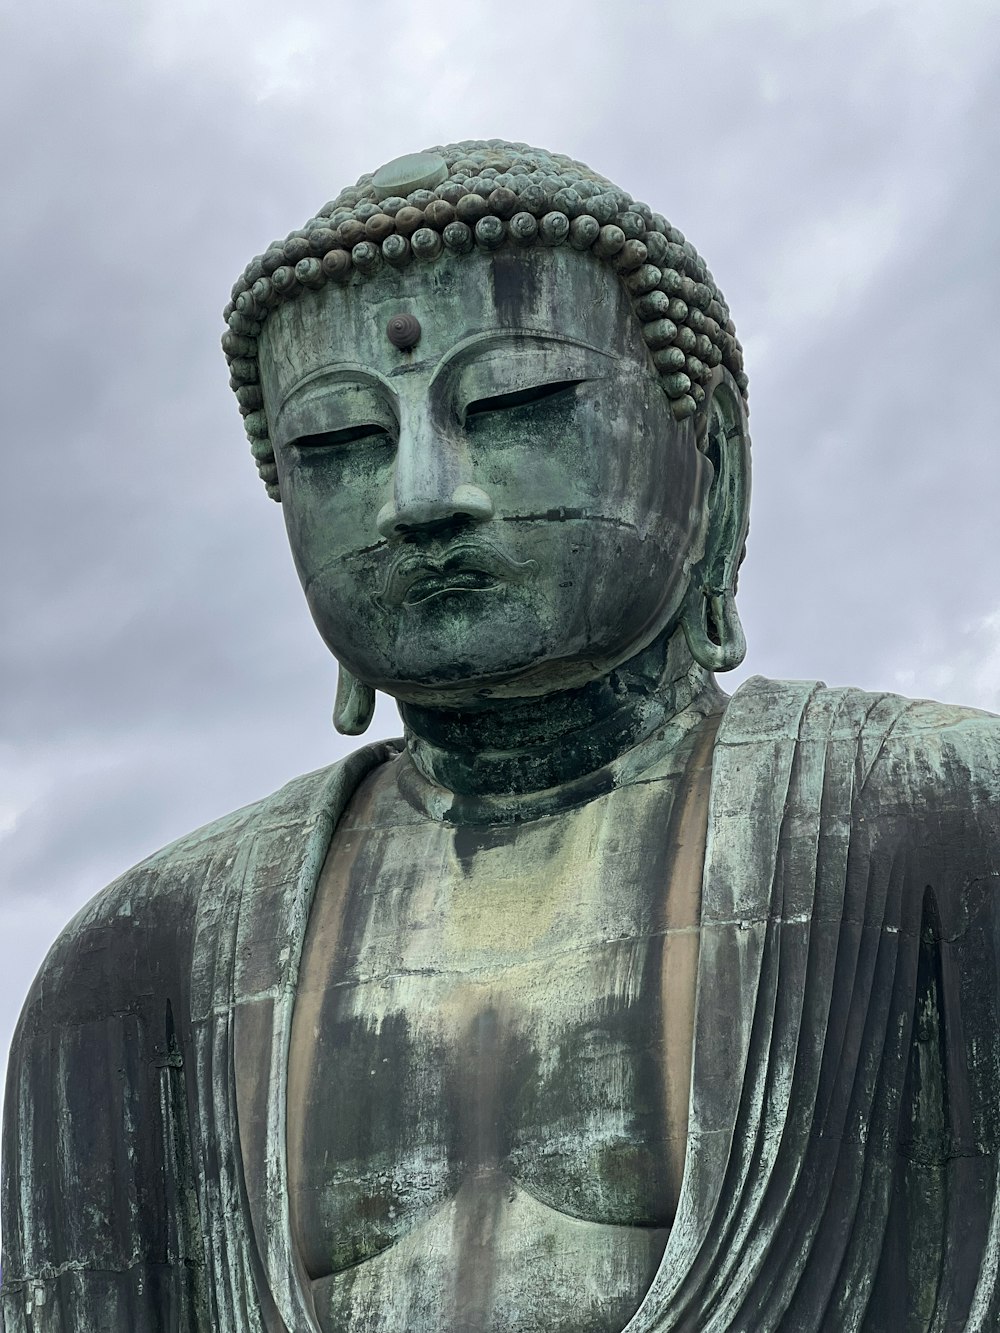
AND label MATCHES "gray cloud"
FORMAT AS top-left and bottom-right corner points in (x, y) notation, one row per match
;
(2, 0), (998, 1149)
